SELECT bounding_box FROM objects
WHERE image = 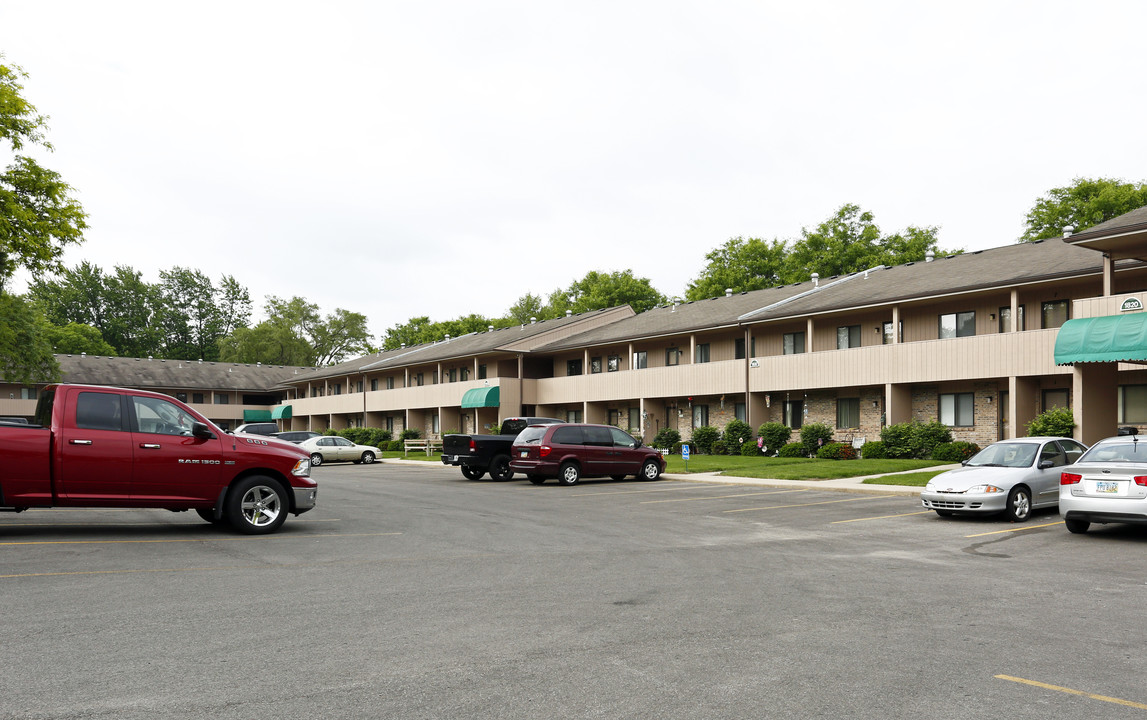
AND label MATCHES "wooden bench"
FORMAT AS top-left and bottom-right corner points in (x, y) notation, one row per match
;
(403, 439), (443, 456)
